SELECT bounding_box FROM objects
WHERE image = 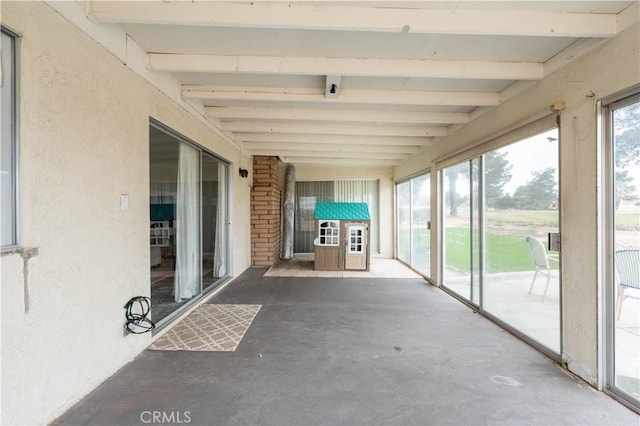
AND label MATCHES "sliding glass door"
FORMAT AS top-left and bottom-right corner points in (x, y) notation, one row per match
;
(396, 173), (431, 276)
(482, 130), (560, 352)
(442, 160), (480, 304)
(149, 122), (229, 324)
(440, 125), (561, 353)
(606, 92), (640, 406)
